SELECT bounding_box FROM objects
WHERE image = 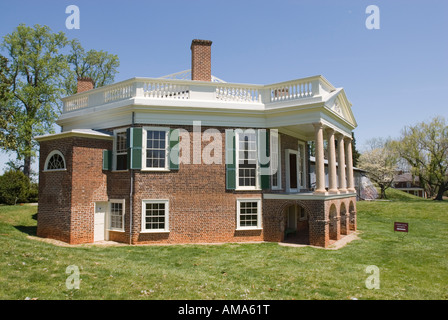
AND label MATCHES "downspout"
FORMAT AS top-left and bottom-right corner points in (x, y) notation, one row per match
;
(129, 112), (135, 245)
